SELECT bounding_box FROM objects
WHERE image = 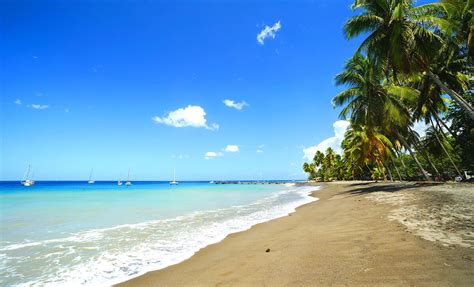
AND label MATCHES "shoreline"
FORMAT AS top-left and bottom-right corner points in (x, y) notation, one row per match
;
(106, 185), (320, 286)
(117, 182), (474, 286)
